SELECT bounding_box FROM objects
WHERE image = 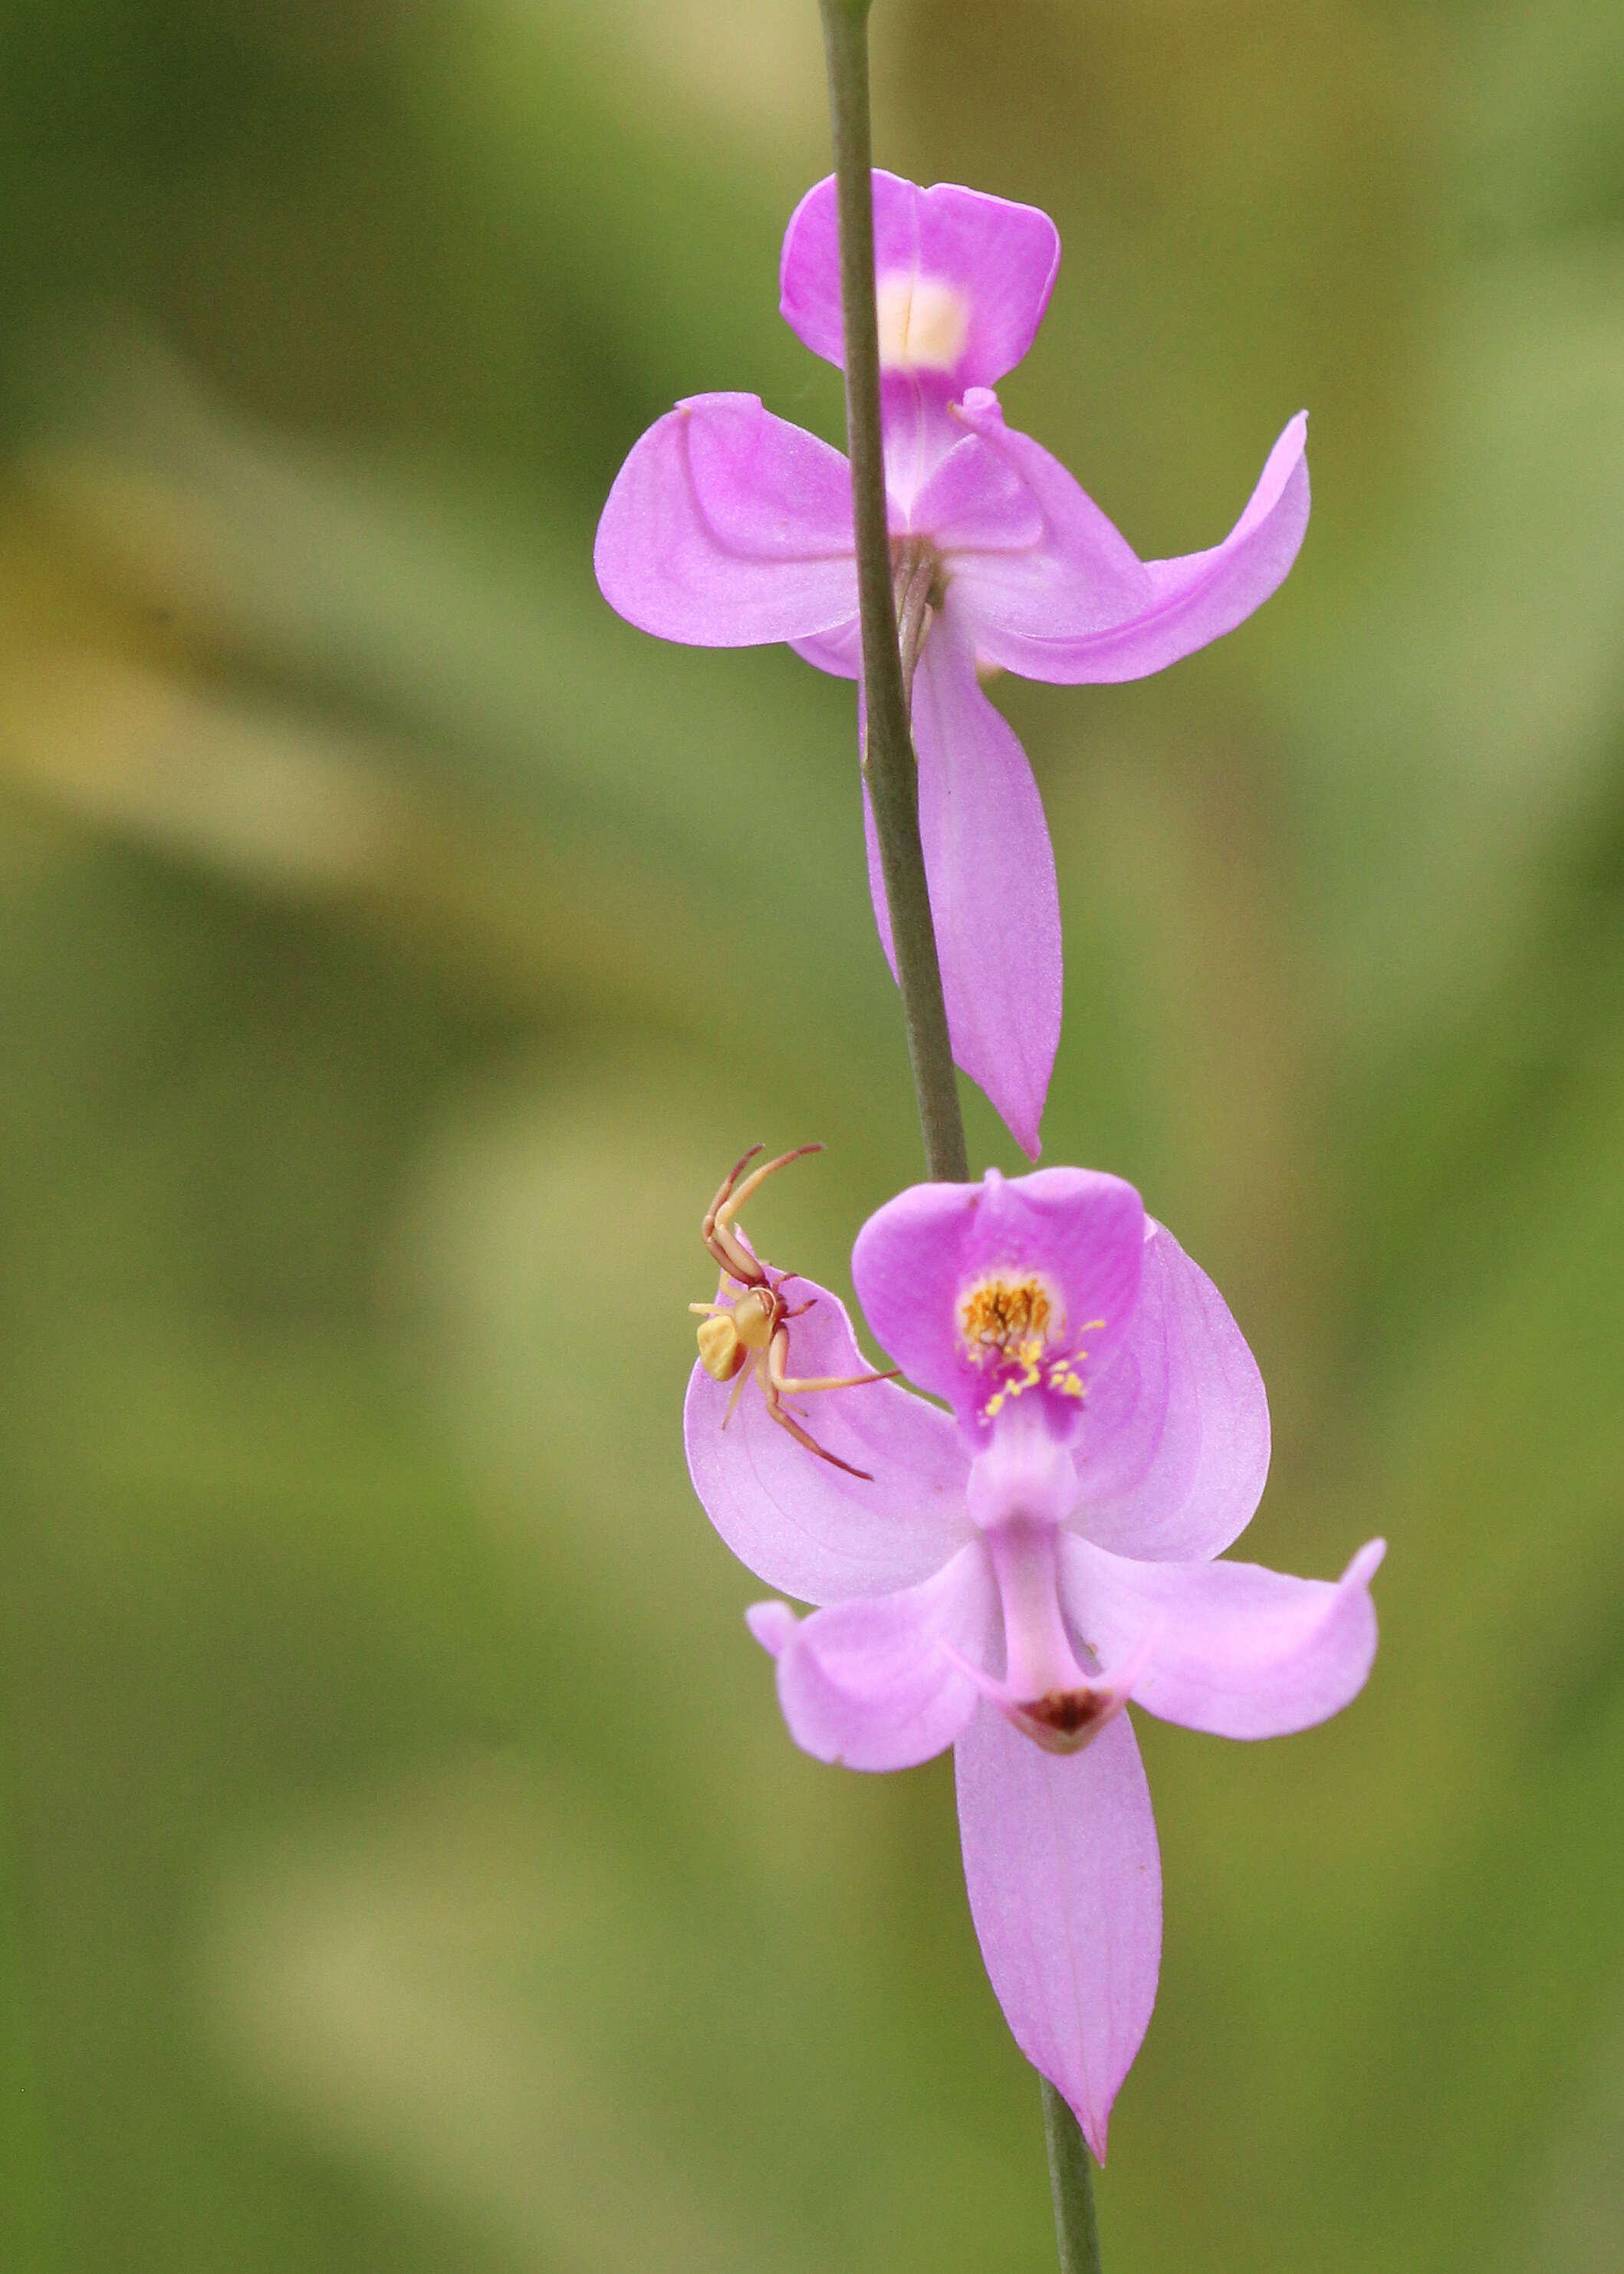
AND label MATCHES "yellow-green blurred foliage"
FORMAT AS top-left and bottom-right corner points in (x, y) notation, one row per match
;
(0, 2), (1621, 2269)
